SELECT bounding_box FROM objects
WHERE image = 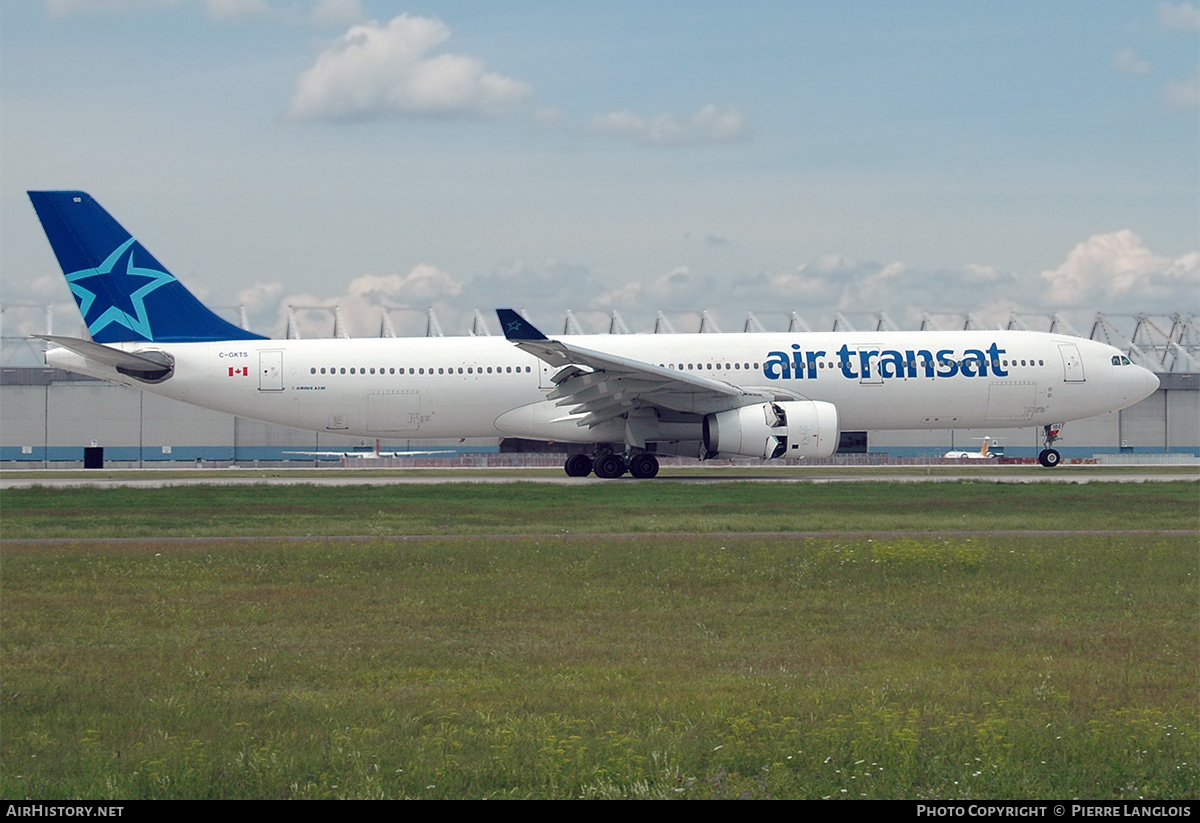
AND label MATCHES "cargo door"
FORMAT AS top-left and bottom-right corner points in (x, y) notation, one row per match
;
(368, 390), (421, 432)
